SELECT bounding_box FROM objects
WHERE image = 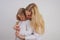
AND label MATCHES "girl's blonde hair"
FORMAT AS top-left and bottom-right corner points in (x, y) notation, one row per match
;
(16, 8), (25, 21)
(26, 3), (44, 35)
